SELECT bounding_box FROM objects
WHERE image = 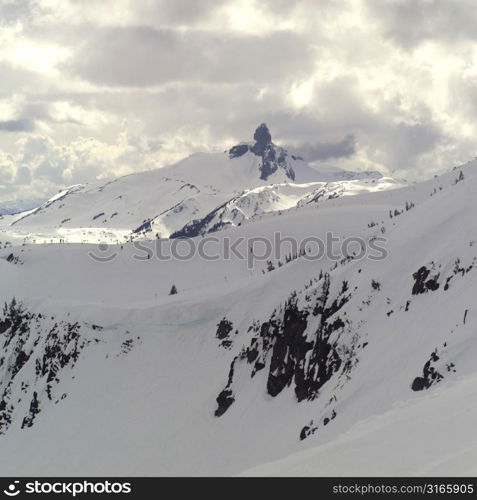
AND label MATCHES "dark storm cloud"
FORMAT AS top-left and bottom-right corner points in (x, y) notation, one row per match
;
(0, 102), (54, 135)
(0, 119), (35, 132)
(68, 26), (315, 86)
(366, 0), (477, 47)
(292, 135), (357, 162)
